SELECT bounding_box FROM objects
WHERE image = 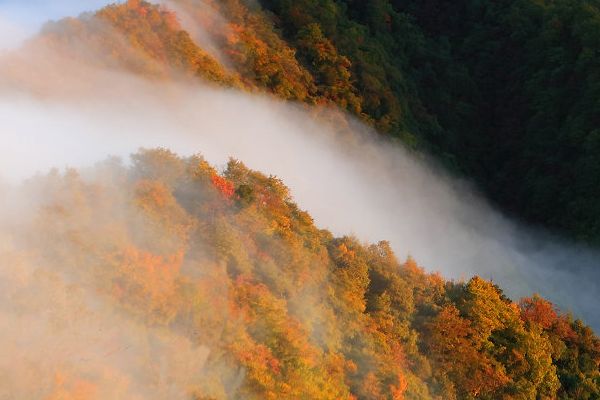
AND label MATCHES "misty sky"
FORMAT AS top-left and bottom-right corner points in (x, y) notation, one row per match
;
(0, 0), (114, 26)
(0, 0), (115, 49)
